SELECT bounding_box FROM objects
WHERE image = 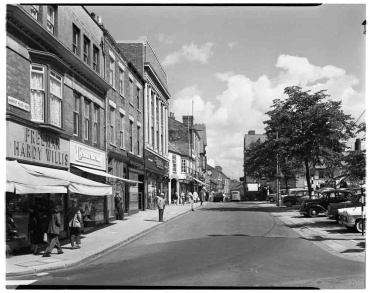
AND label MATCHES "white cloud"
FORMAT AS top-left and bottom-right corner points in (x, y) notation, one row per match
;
(162, 42), (214, 66)
(170, 55), (364, 179)
(156, 33), (176, 45)
(228, 42), (238, 49)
